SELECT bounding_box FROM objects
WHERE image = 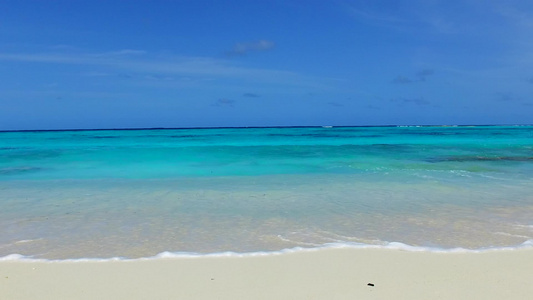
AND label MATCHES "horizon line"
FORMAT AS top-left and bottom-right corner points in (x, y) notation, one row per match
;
(1, 123), (532, 133)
